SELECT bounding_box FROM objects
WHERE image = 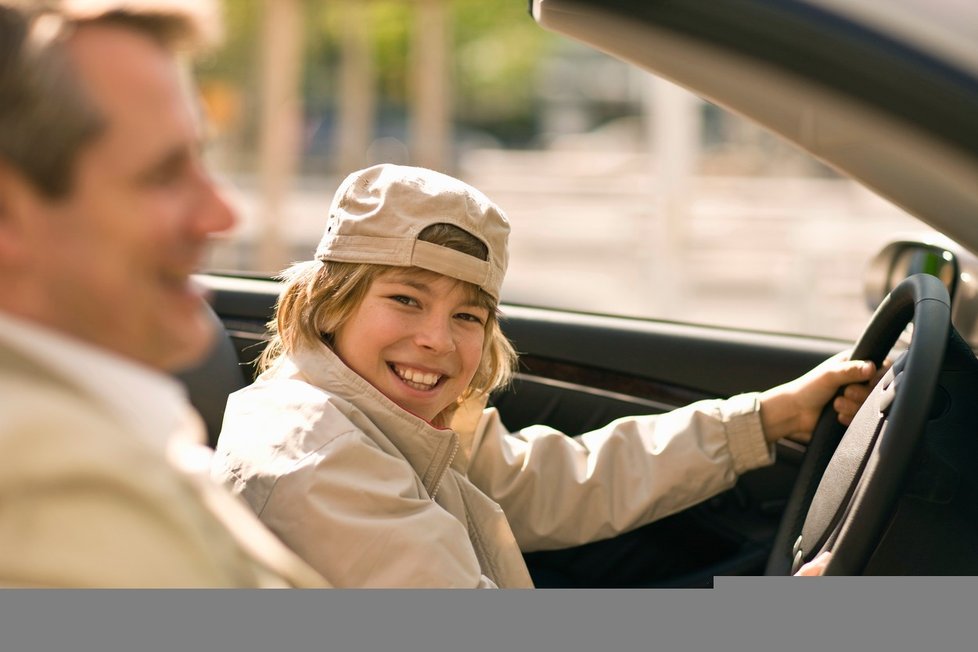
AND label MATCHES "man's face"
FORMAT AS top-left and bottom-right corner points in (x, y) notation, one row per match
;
(26, 24), (234, 371)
